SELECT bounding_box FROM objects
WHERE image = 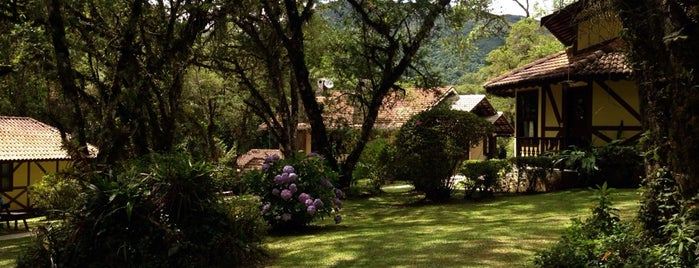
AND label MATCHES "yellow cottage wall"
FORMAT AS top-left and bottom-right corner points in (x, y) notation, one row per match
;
(576, 13), (622, 51)
(518, 79), (640, 146)
(544, 84), (564, 138)
(590, 80), (641, 145)
(4, 160), (71, 211)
